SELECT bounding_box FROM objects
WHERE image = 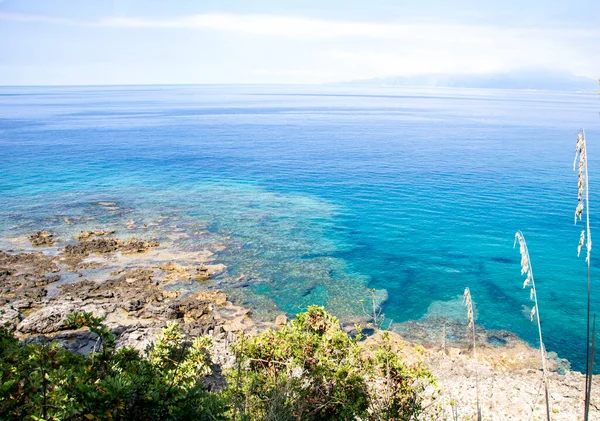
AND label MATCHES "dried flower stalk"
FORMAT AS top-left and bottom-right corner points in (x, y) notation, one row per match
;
(574, 128), (594, 421)
(514, 231), (551, 420)
(463, 287), (481, 420)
